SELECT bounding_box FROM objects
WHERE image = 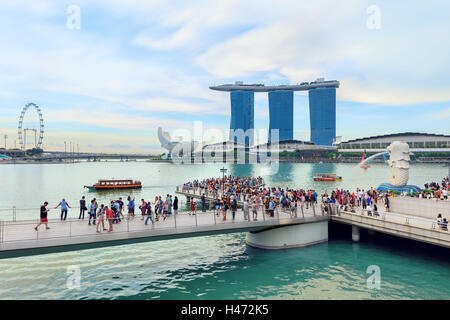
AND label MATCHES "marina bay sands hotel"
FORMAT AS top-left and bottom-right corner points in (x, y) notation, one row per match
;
(210, 78), (339, 146)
